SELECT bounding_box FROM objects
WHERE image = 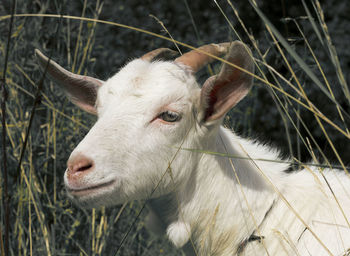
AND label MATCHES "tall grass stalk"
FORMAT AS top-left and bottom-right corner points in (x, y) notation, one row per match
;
(1, 1), (16, 255)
